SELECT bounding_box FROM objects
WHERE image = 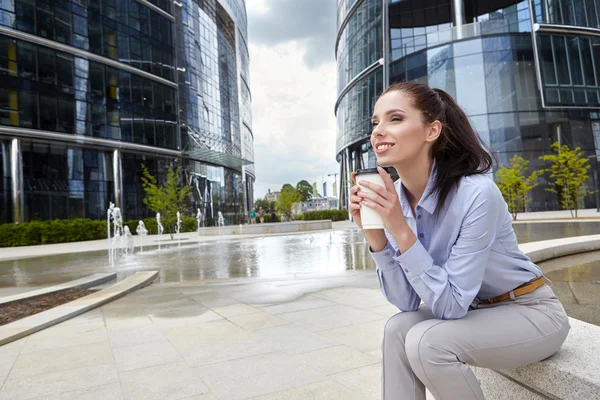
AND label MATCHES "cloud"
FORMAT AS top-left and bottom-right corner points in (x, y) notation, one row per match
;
(249, 40), (338, 198)
(246, 0), (337, 67)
